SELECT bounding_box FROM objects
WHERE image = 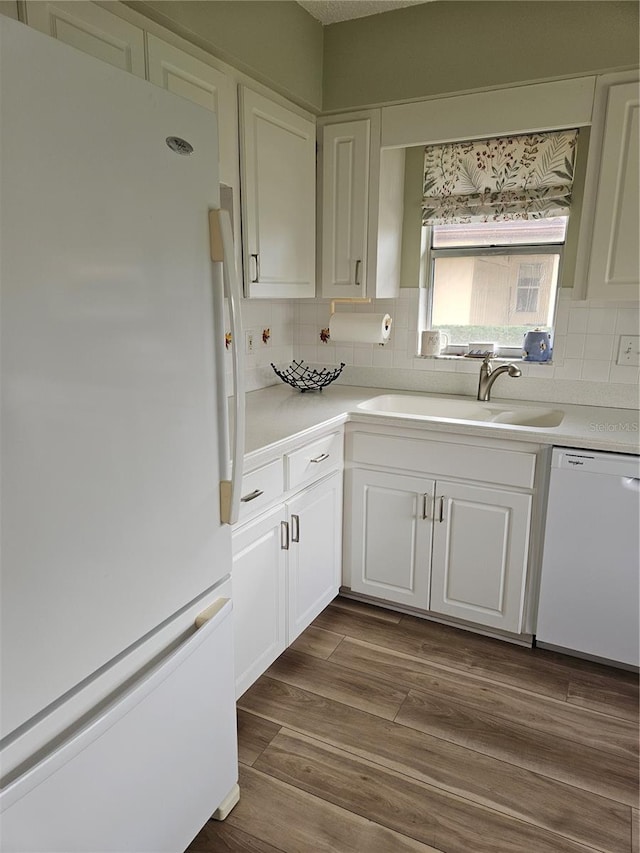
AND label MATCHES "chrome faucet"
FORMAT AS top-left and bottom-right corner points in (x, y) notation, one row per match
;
(477, 356), (522, 401)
